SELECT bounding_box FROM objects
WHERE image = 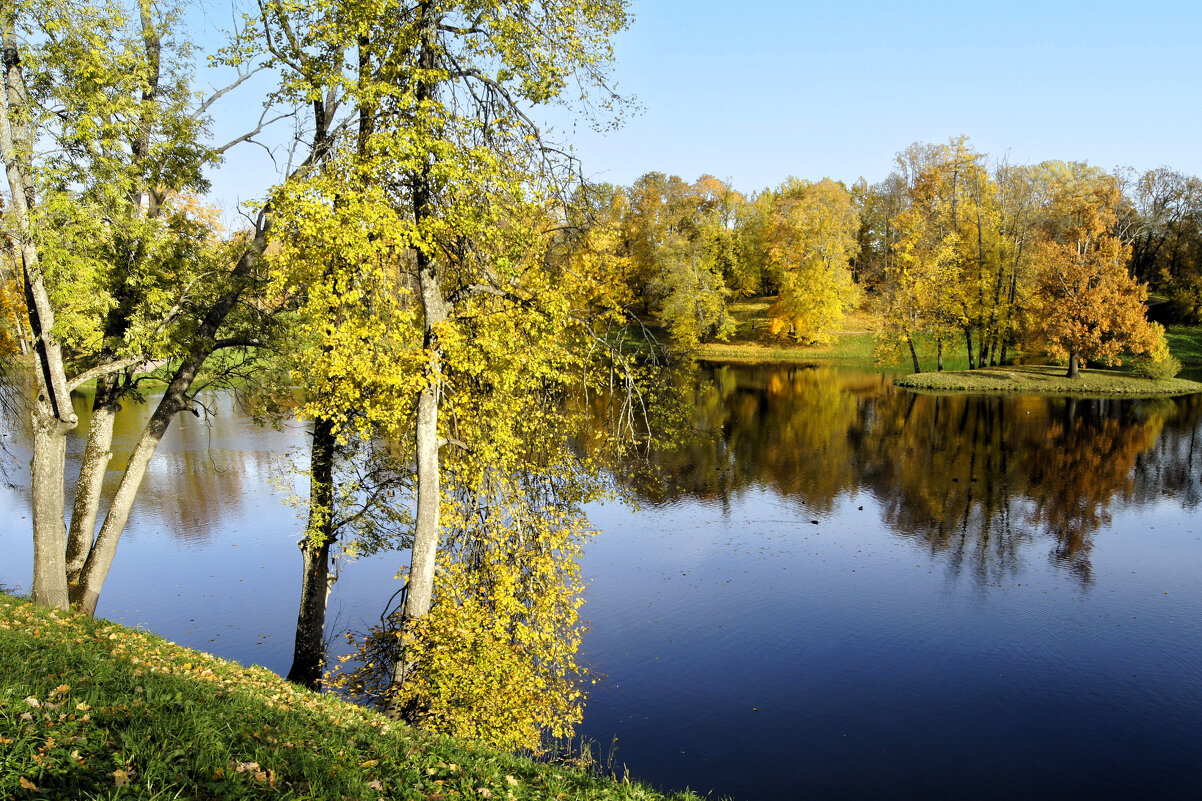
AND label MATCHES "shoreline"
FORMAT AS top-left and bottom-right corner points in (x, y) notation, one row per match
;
(893, 364), (1202, 397)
